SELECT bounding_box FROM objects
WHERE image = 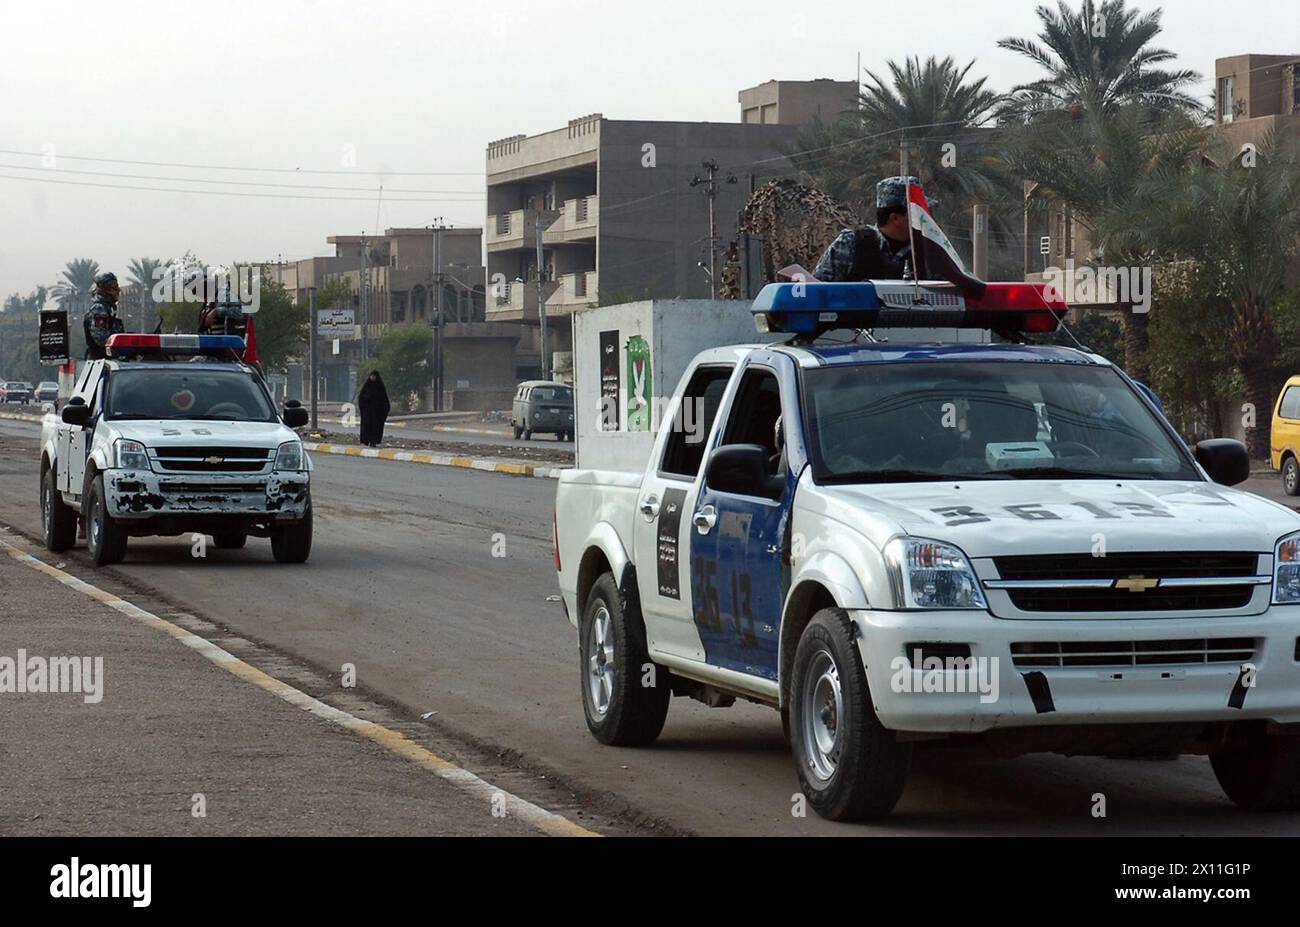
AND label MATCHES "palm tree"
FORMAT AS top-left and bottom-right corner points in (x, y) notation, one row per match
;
(998, 0), (1201, 118)
(1003, 104), (1205, 378)
(1140, 133), (1300, 458)
(54, 258), (100, 315)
